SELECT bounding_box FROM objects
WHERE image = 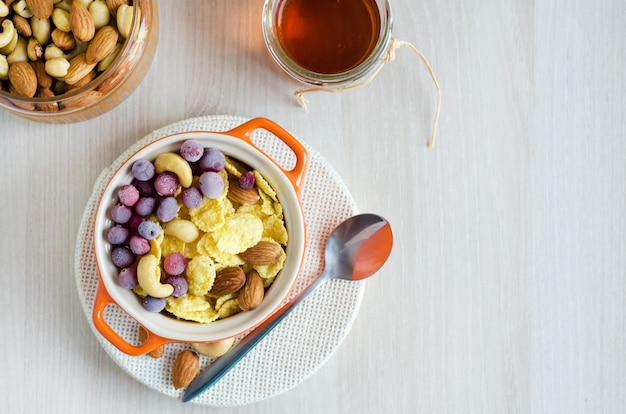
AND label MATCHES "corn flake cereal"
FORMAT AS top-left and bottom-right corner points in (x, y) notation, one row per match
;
(217, 298), (241, 319)
(117, 147), (292, 325)
(186, 255), (216, 296)
(189, 196), (235, 233)
(166, 295), (219, 324)
(197, 233), (245, 267)
(253, 170), (277, 201)
(224, 157), (247, 177)
(213, 212), (263, 254)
